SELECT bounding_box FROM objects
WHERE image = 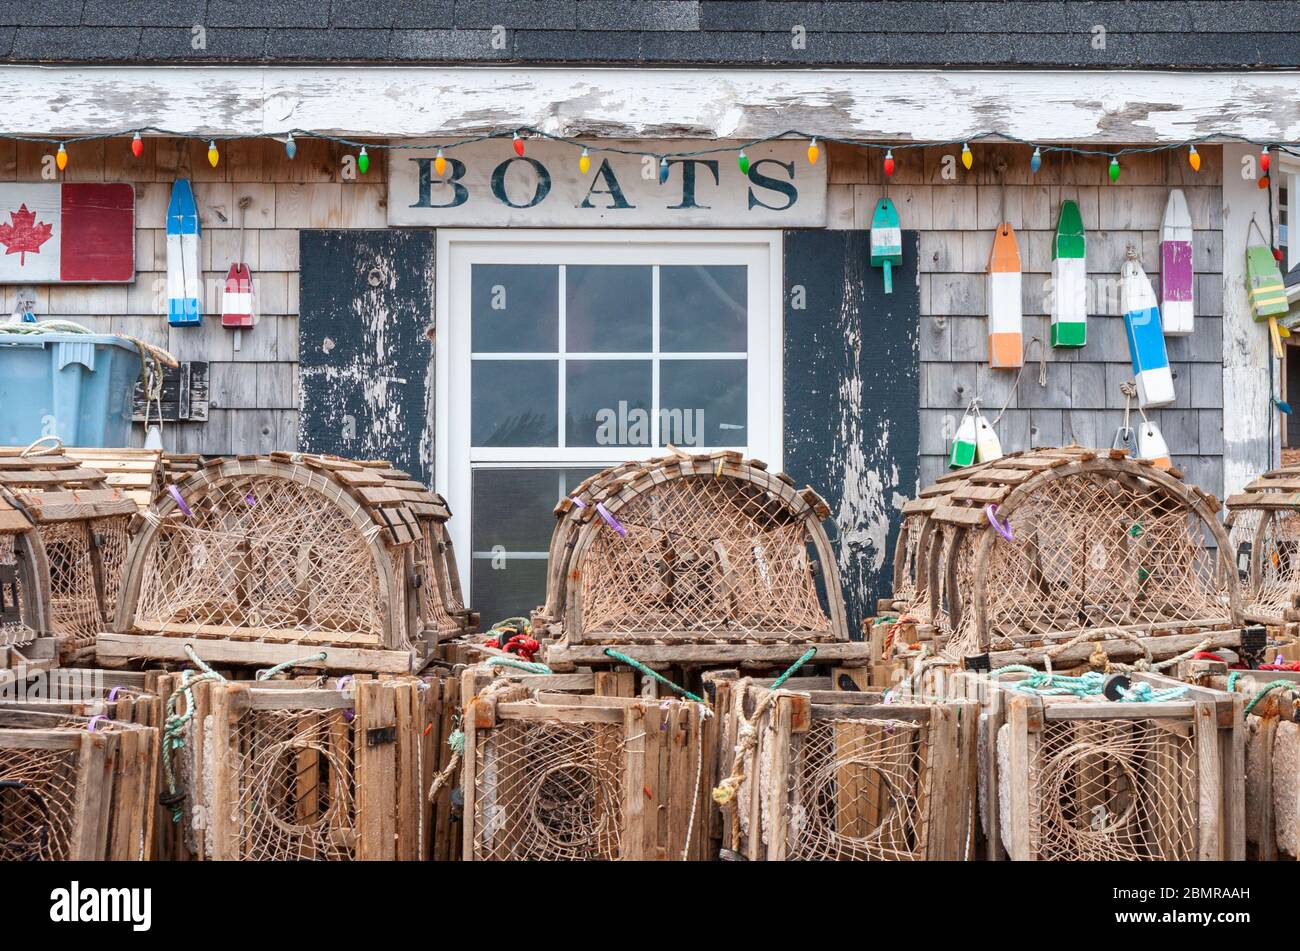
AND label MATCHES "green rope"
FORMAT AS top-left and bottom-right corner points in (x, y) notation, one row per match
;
(872, 615), (898, 626)
(989, 666), (1188, 702)
(602, 648), (703, 702)
(1227, 671), (1241, 693)
(486, 656), (552, 675)
(161, 666), (226, 823)
(447, 728), (465, 756)
(1244, 679), (1297, 716)
(256, 651), (328, 681)
(769, 647), (818, 690)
